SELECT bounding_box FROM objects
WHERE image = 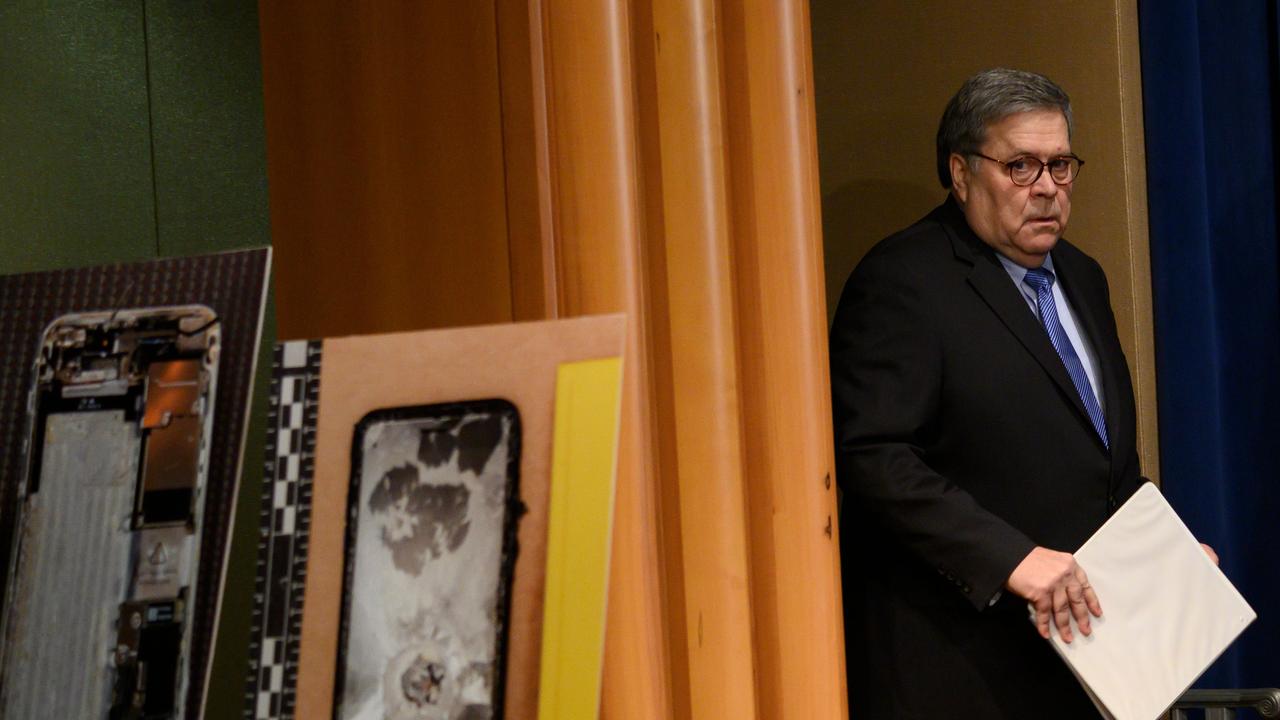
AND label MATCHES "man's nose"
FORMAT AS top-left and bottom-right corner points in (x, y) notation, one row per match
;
(1030, 167), (1059, 196)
